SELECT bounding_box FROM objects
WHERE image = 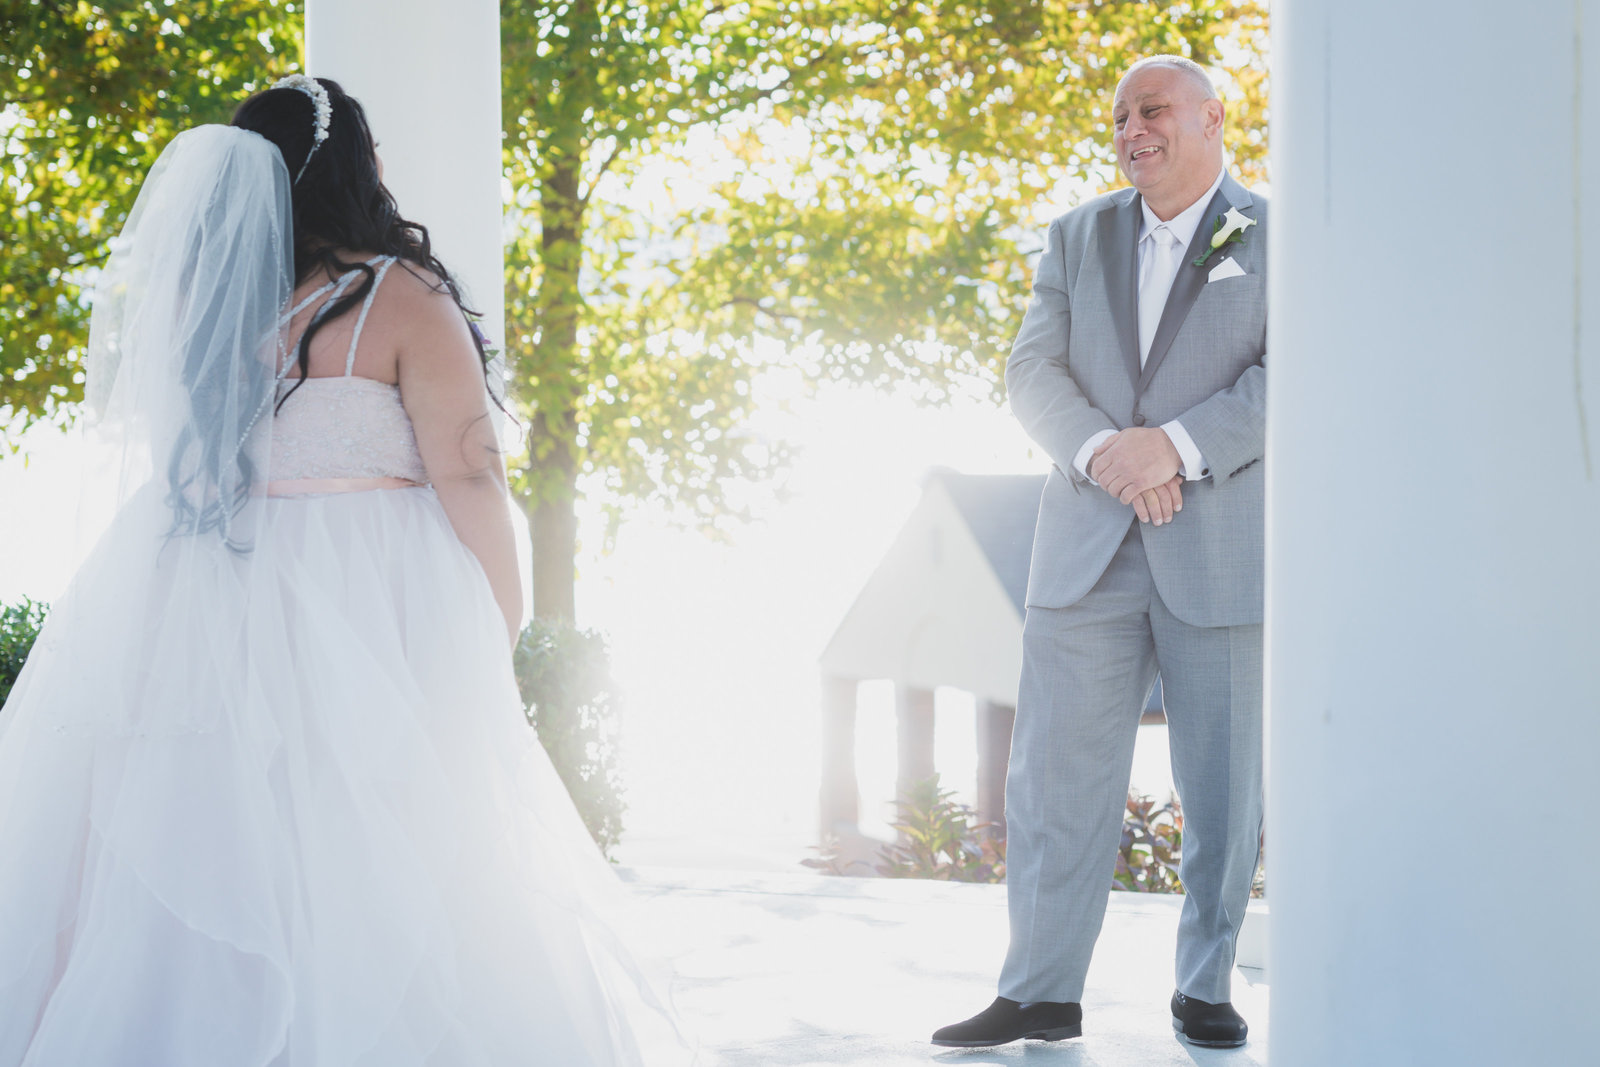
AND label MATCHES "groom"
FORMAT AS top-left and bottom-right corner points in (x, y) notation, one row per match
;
(934, 55), (1267, 1049)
